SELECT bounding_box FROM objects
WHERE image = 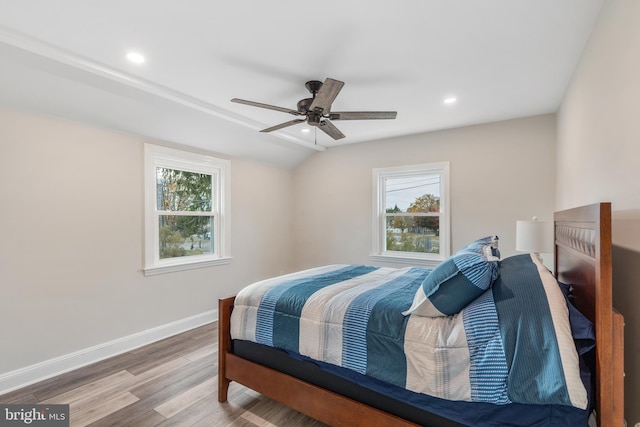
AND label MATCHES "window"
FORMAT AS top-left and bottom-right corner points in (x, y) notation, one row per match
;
(372, 162), (450, 266)
(144, 144), (230, 275)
